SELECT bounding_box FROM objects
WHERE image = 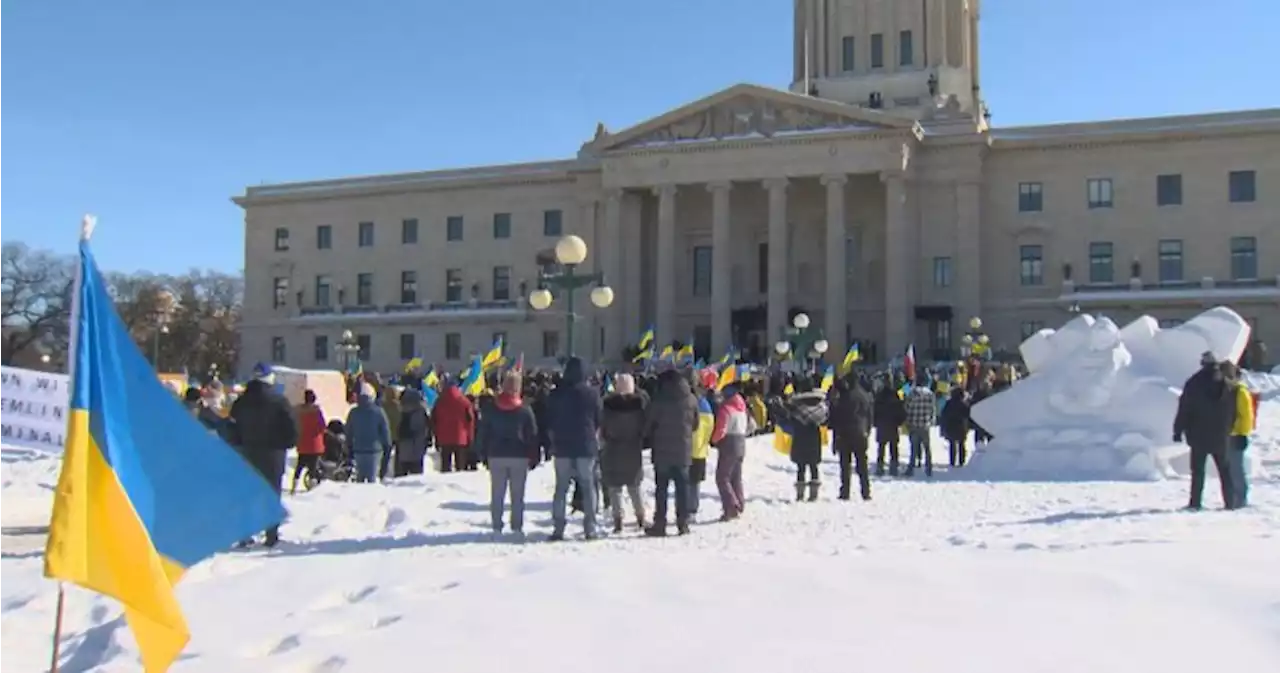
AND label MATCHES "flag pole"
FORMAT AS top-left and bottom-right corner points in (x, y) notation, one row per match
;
(48, 214), (95, 673)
